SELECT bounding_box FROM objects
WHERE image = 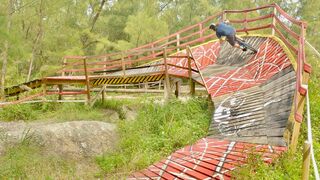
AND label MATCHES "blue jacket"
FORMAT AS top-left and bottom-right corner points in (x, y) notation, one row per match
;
(216, 22), (235, 38)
